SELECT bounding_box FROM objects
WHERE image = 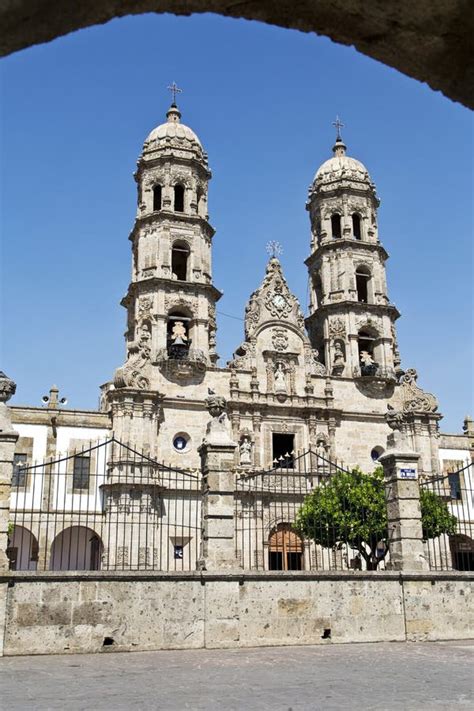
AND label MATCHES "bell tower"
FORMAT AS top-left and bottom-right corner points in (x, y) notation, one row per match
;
(305, 119), (401, 382)
(118, 87), (221, 393)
